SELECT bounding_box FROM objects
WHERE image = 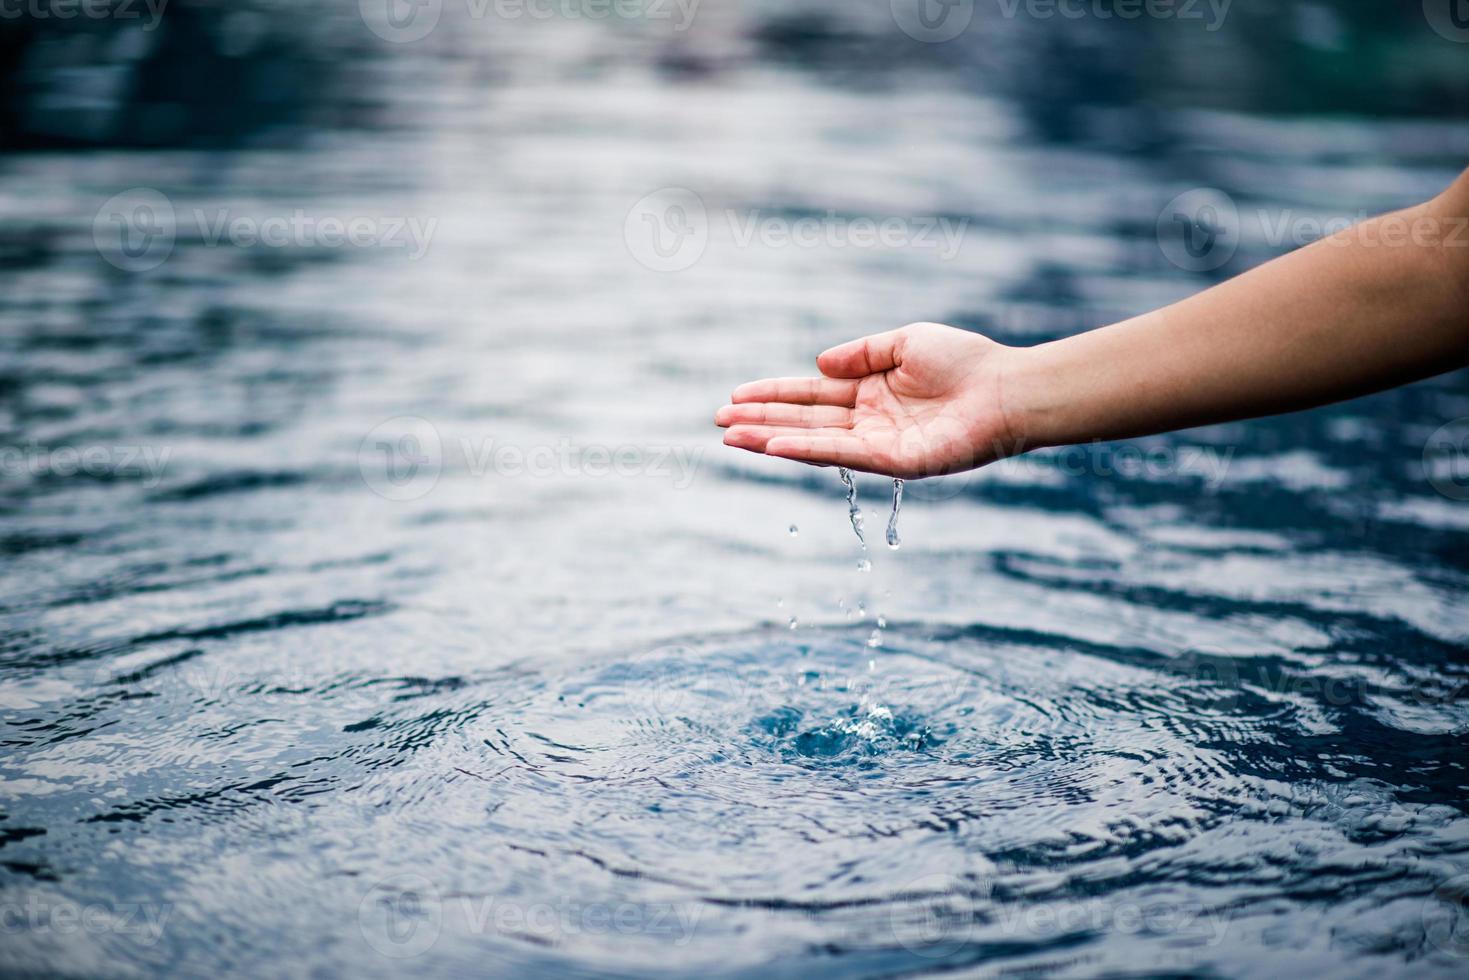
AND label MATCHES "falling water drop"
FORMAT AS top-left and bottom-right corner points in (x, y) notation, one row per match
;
(838, 467), (871, 572)
(788, 524), (799, 537)
(886, 479), (904, 550)
(839, 468), (865, 544)
(788, 616), (799, 630)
